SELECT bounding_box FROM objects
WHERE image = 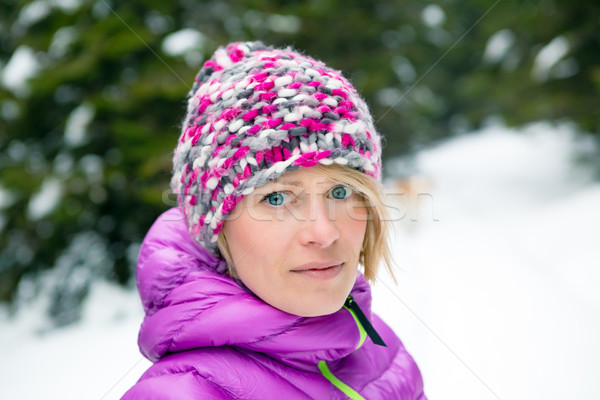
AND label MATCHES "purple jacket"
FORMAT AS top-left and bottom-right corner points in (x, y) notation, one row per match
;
(123, 208), (426, 399)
